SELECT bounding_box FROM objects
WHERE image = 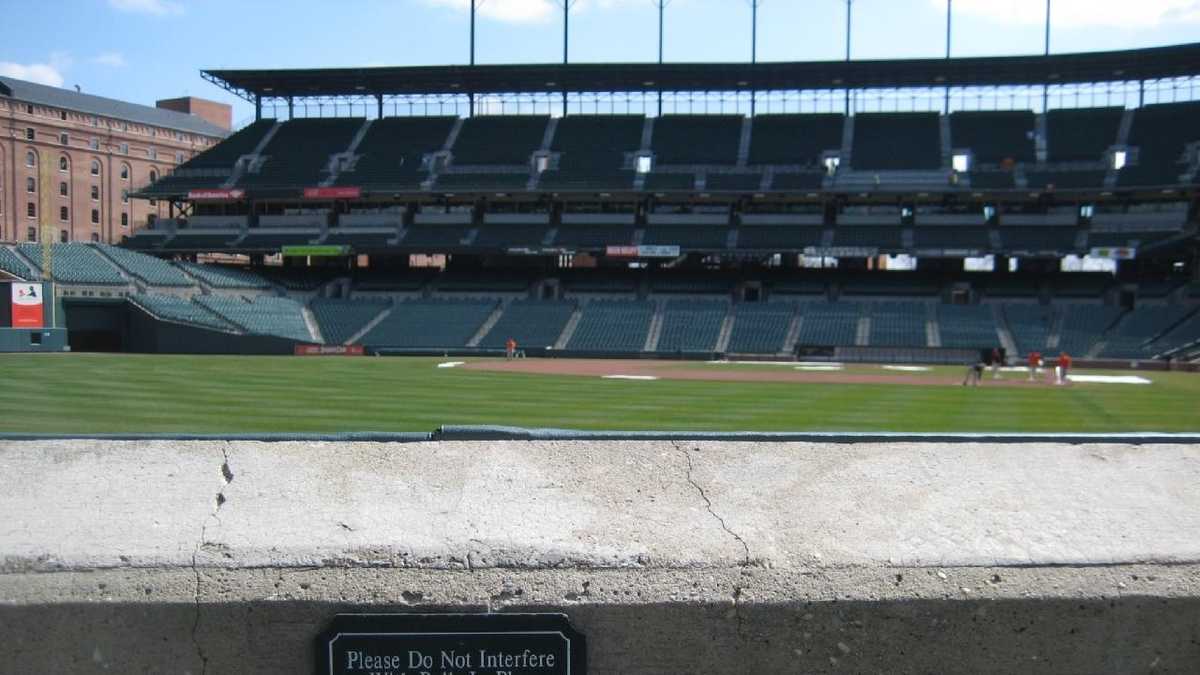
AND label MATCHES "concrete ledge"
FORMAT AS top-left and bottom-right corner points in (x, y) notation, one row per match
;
(2, 439), (1199, 672)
